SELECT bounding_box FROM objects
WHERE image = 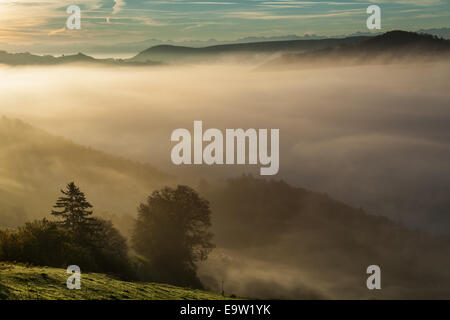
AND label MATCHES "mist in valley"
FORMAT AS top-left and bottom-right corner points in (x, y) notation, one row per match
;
(1, 58), (450, 299)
